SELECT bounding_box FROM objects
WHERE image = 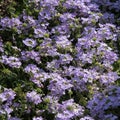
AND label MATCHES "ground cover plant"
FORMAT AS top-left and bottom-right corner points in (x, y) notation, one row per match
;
(0, 0), (120, 120)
